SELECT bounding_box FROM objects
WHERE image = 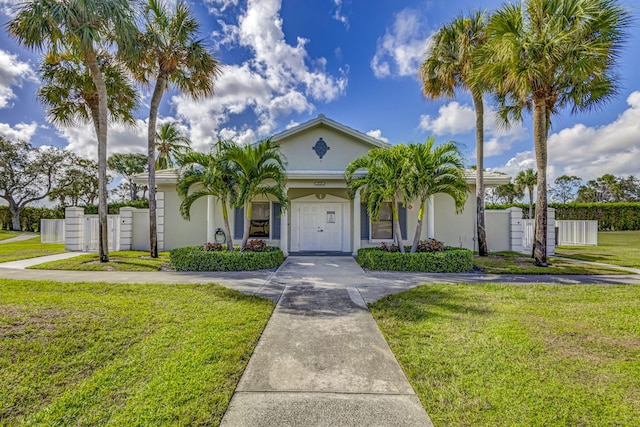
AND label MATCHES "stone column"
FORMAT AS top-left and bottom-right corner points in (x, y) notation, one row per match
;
(426, 195), (435, 239)
(119, 207), (133, 251)
(157, 192), (165, 251)
(352, 189), (361, 256)
(64, 207), (84, 251)
(507, 207), (524, 253)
